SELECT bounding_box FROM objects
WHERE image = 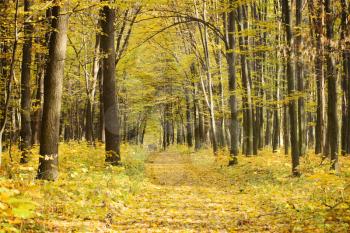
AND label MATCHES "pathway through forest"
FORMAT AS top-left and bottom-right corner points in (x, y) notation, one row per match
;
(113, 152), (243, 232)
